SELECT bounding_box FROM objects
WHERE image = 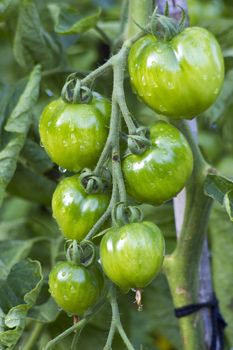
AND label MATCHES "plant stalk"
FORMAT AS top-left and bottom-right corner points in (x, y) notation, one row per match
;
(125, 0), (153, 38)
(164, 120), (213, 350)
